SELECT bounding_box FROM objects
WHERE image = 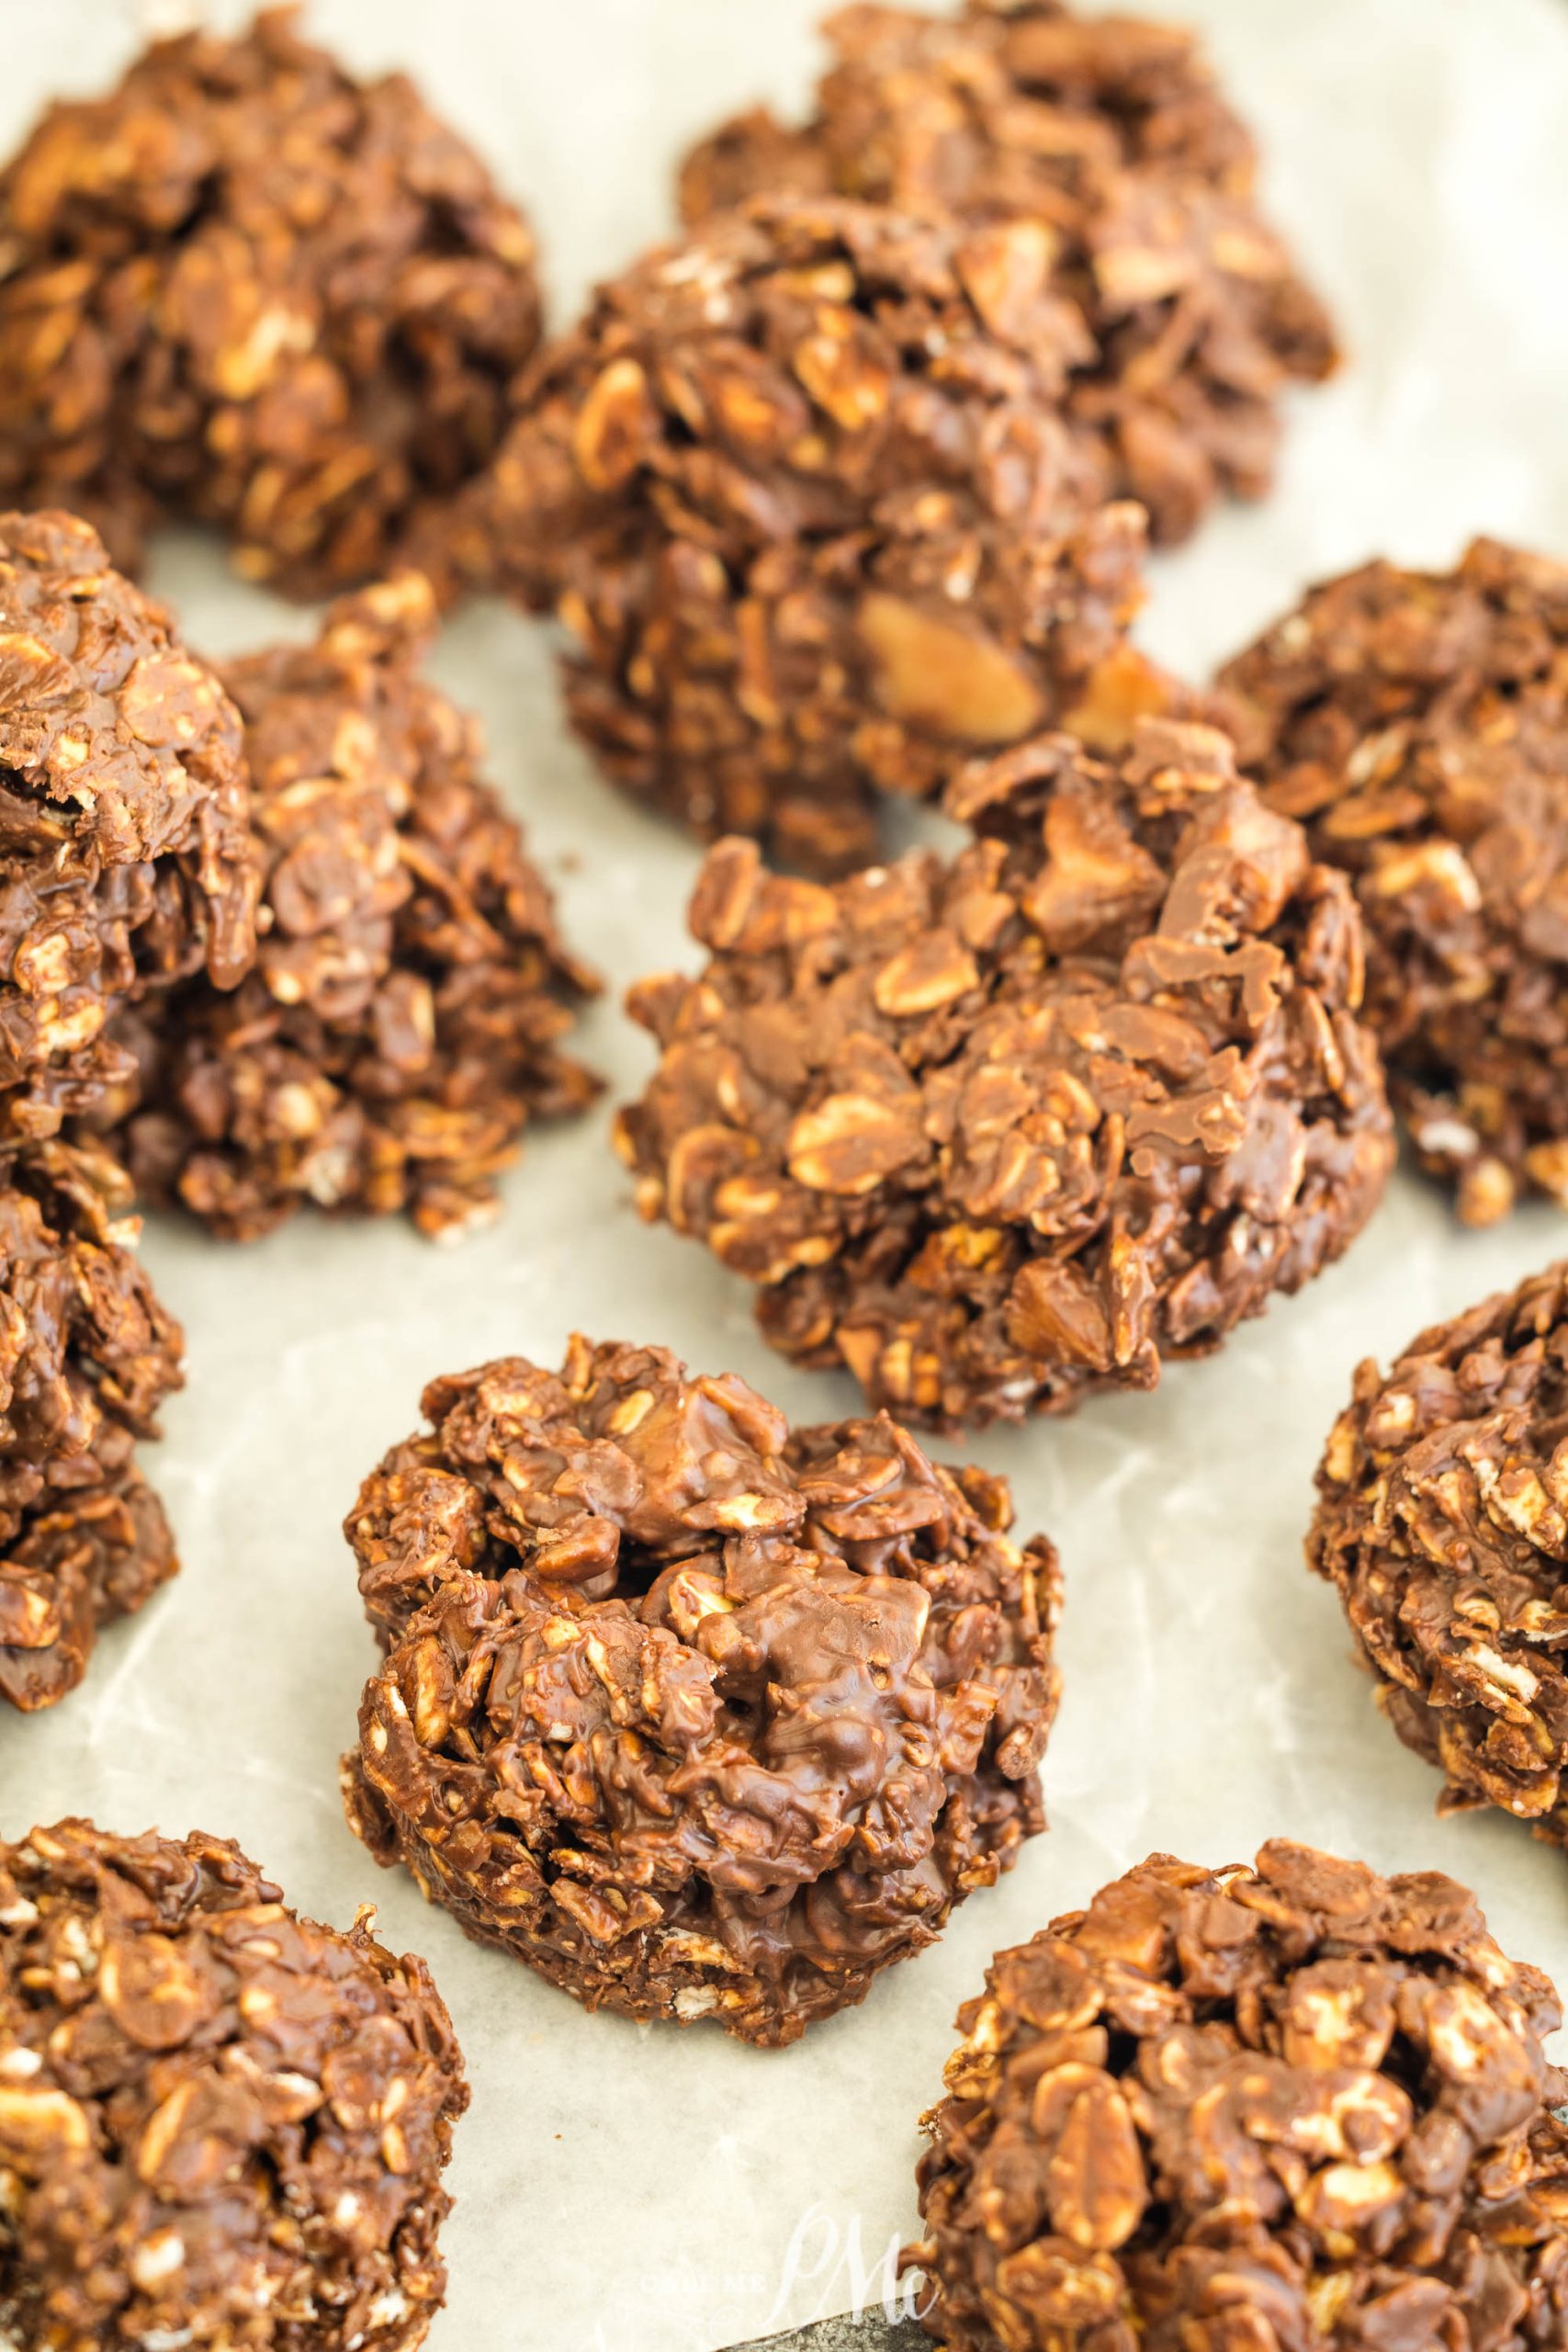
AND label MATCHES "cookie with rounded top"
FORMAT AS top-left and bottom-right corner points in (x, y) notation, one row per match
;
(343, 1333), (1060, 2044)
(118, 572), (599, 1242)
(0, 509), (254, 1142)
(447, 194), (1149, 875)
(618, 717), (1393, 1428)
(0, 8), (542, 599)
(1222, 537), (1568, 1225)
(907, 1838), (1568, 2352)
(677, 1), (1337, 547)
(0, 1817), (467, 2349)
